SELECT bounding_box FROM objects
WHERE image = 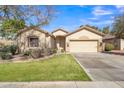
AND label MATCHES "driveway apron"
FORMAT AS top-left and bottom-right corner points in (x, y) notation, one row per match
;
(73, 53), (124, 81)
